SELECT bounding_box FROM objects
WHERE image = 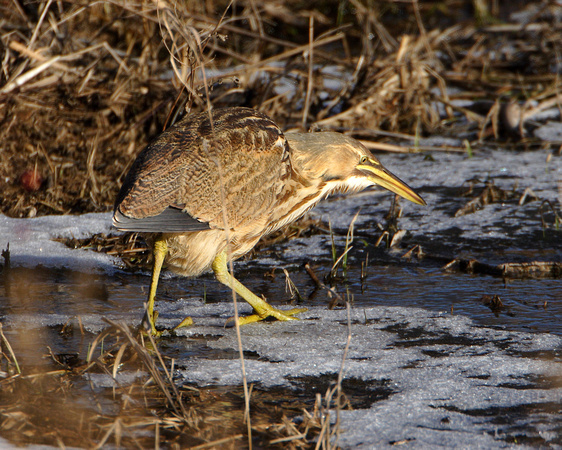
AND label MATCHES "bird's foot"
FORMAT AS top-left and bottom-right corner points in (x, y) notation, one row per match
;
(140, 310), (161, 337)
(140, 313), (194, 337)
(173, 316), (194, 330)
(232, 305), (308, 325)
